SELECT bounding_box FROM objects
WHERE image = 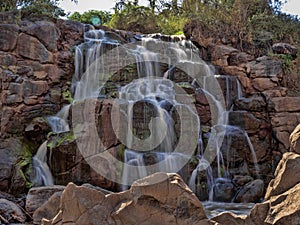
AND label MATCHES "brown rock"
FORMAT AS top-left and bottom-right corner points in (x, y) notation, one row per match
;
(252, 78), (278, 92)
(22, 21), (60, 52)
(45, 173), (212, 225)
(265, 152), (300, 200)
(0, 51), (17, 66)
(0, 24), (19, 51)
(17, 33), (53, 63)
(246, 56), (283, 78)
(270, 97), (300, 112)
(22, 80), (49, 97)
(33, 191), (62, 225)
(25, 185), (65, 215)
(290, 124), (300, 153)
(247, 201), (270, 225)
(234, 179), (264, 203)
(265, 183), (300, 225)
(211, 45), (239, 67)
(272, 43), (298, 57)
(212, 212), (247, 225)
